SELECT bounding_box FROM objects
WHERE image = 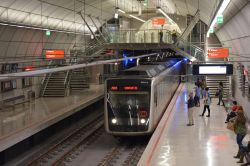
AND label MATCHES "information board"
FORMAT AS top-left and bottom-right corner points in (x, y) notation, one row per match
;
(193, 64), (233, 75)
(208, 48), (229, 58)
(45, 50), (65, 59)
